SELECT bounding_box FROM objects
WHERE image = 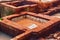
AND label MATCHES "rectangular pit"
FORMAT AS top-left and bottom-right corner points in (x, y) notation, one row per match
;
(10, 15), (48, 28)
(2, 12), (50, 31)
(0, 1), (37, 17)
(8, 1), (37, 7)
(44, 7), (60, 18)
(47, 10), (60, 18)
(2, 12), (59, 40)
